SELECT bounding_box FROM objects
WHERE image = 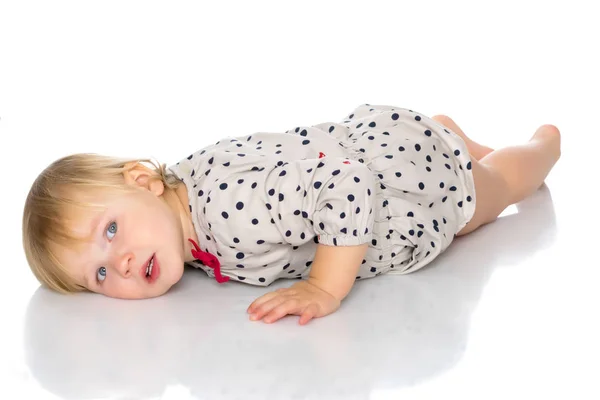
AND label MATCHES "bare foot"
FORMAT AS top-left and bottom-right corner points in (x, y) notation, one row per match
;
(531, 124), (561, 159)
